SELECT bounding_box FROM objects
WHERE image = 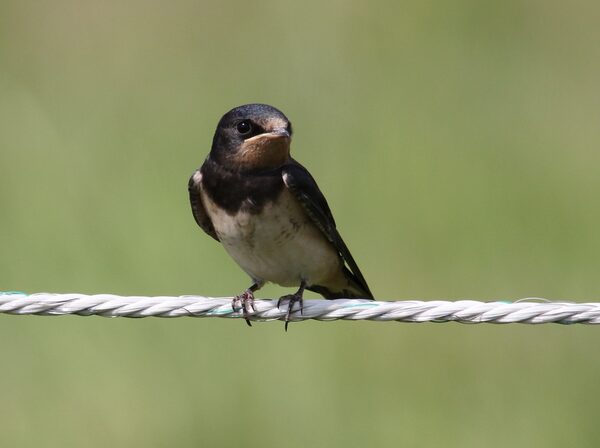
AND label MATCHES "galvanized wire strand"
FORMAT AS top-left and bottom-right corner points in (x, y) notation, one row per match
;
(1, 292), (599, 324)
